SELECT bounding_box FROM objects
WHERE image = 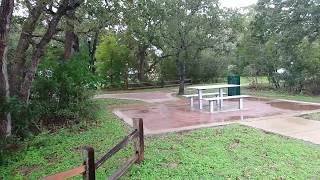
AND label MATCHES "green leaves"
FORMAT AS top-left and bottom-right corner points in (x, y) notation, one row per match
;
(236, 0), (320, 93)
(95, 34), (130, 88)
